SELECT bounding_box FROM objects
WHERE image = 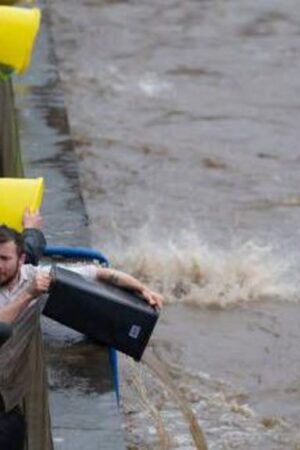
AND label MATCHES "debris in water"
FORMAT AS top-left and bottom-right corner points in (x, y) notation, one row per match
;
(202, 157), (227, 169)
